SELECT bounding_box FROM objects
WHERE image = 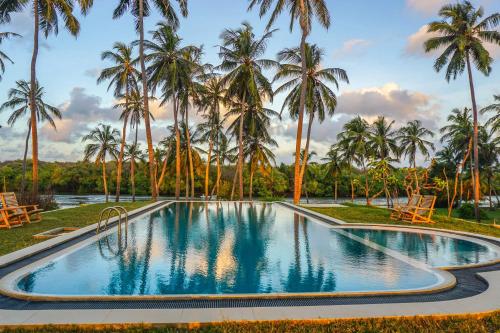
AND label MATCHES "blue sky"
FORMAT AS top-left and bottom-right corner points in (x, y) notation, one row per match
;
(0, 0), (499, 164)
